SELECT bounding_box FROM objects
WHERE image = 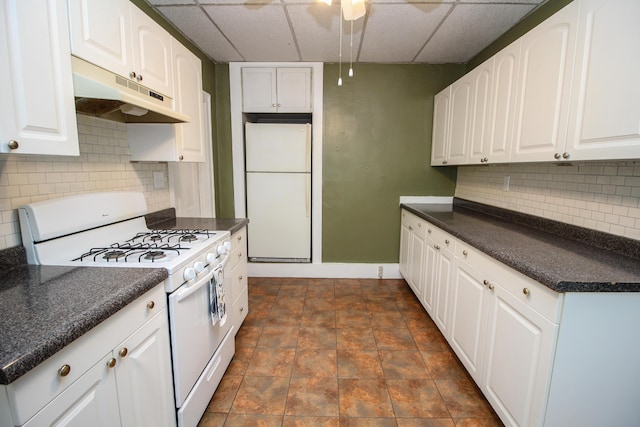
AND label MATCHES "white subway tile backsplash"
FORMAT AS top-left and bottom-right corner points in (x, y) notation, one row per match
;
(455, 161), (640, 241)
(0, 115), (171, 250)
